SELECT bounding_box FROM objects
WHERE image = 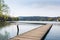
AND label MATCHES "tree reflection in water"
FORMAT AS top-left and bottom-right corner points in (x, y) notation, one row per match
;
(0, 31), (9, 40)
